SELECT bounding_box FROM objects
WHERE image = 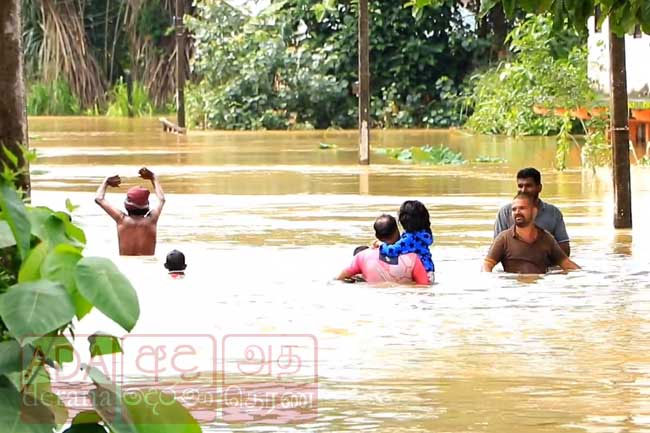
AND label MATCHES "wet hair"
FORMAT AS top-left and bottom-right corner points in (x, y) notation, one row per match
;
(353, 245), (369, 256)
(165, 249), (186, 272)
(373, 214), (399, 242)
(513, 191), (536, 205)
(126, 207), (149, 217)
(516, 167), (541, 185)
(398, 200), (431, 234)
